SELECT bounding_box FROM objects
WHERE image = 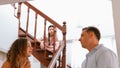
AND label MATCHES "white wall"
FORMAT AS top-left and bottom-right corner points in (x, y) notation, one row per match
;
(0, 4), (18, 51)
(0, 51), (6, 67)
(0, 4), (18, 67)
